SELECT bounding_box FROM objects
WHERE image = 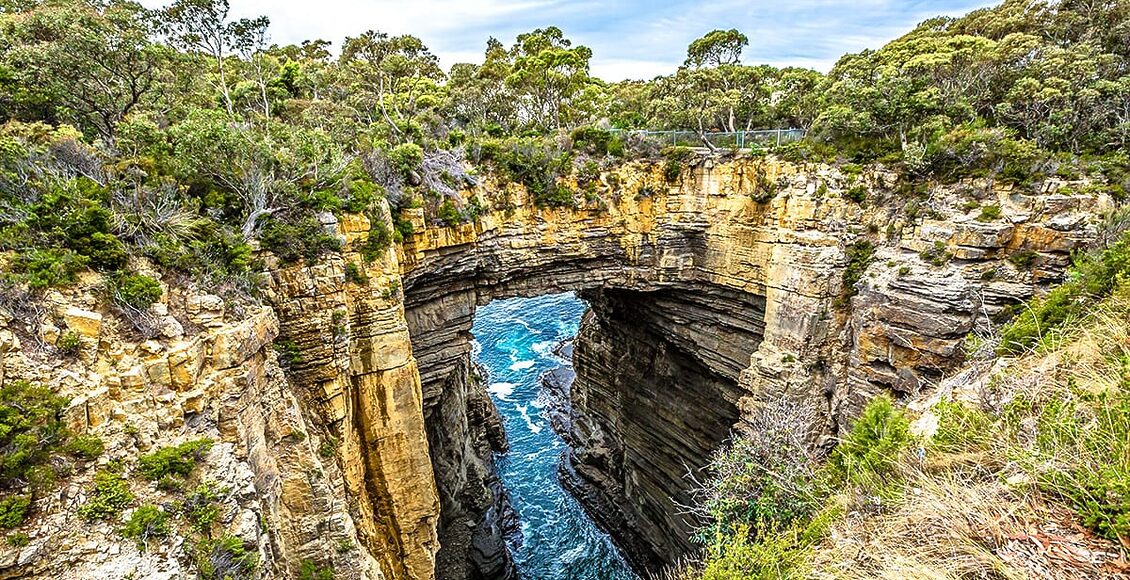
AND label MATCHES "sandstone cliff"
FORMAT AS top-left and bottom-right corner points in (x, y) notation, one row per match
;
(0, 155), (1106, 578)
